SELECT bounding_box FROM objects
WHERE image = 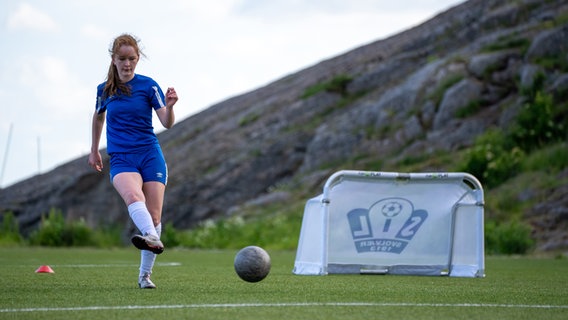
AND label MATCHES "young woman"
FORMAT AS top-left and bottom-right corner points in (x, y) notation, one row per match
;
(88, 34), (178, 289)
